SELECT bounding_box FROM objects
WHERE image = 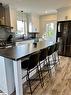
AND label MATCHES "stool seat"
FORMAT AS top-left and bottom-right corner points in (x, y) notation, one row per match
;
(39, 48), (47, 61)
(48, 44), (55, 56)
(21, 58), (29, 70)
